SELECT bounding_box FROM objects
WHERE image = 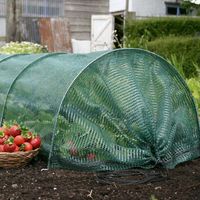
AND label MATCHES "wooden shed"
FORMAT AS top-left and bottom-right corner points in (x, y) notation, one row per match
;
(64, 0), (109, 40)
(2, 0), (110, 52)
